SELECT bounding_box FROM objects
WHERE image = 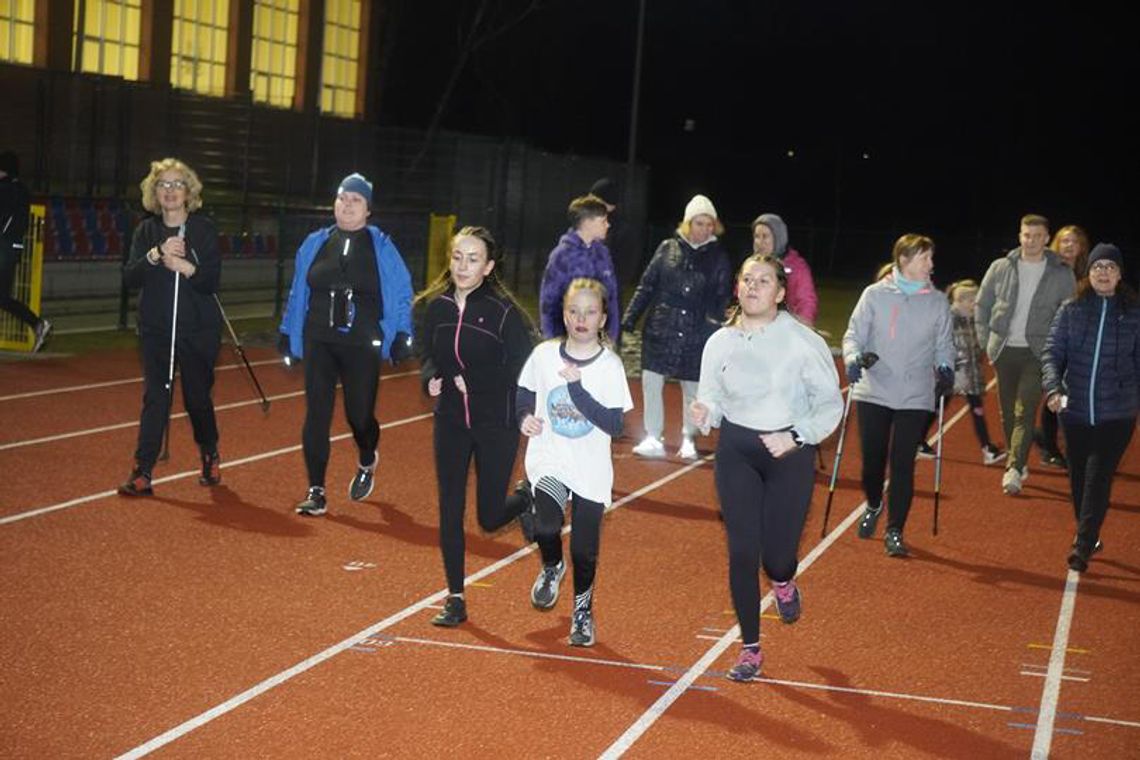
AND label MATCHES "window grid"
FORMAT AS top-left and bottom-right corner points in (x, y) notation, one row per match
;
(171, 0), (231, 96)
(320, 0), (360, 117)
(72, 0), (141, 79)
(0, 0), (35, 65)
(250, 0), (298, 108)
